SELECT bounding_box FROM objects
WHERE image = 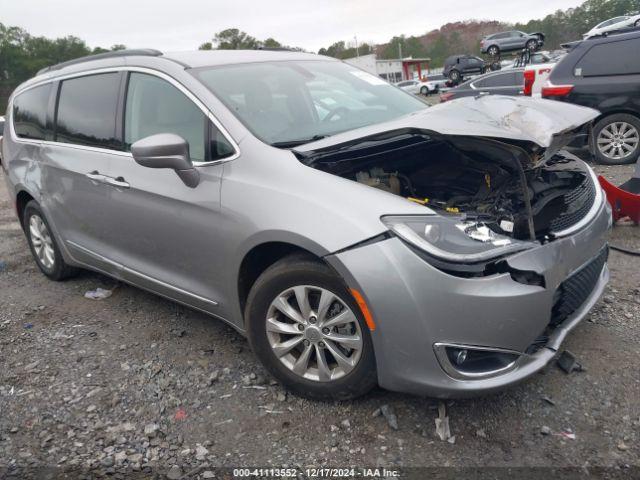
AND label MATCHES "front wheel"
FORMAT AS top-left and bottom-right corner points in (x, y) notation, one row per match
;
(246, 254), (377, 400)
(592, 114), (640, 165)
(525, 39), (538, 51)
(487, 45), (499, 57)
(420, 86), (429, 95)
(448, 69), (461, 84)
